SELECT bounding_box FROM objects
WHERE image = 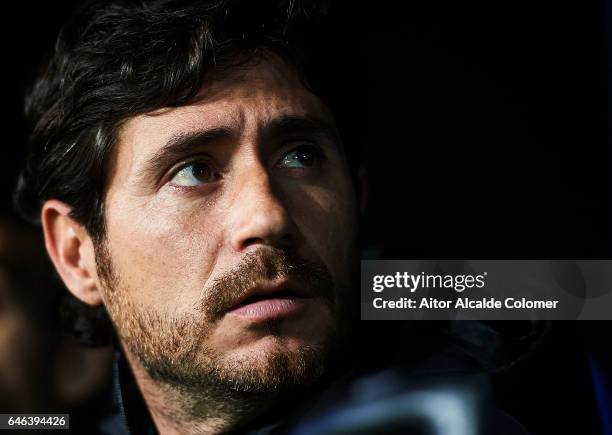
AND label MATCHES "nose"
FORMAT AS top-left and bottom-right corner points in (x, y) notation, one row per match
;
(228, 165), (295, 253)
